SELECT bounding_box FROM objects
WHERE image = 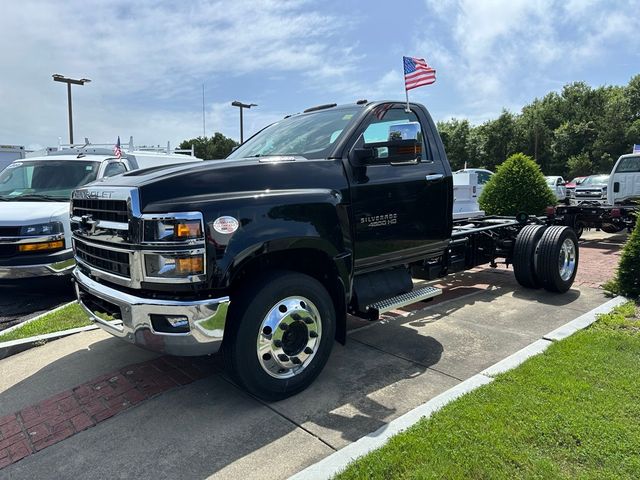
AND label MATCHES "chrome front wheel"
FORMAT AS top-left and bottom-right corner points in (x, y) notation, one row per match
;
(257, 296), (322, 379)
